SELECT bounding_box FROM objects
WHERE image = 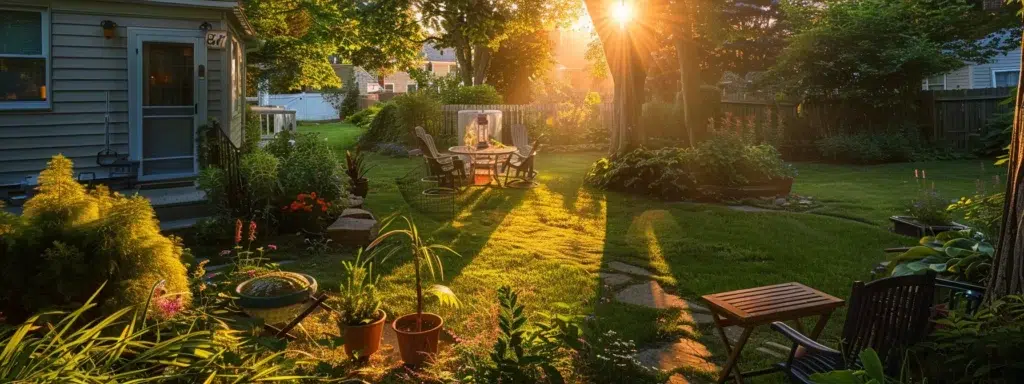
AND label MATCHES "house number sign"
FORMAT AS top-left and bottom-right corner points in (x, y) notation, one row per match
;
(206, 30), (228, 49)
